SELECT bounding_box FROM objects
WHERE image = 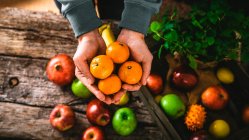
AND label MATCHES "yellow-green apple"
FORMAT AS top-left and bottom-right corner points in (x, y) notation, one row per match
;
(209, 120), (230, 139)
(117, 92), (130, 106)
(86, 99), (111, 126)
(201, 86), (229, 110)
(160, 94), (186, 119)
(46, 53), (75, 86)
(49, 104), (75, 131)
(82, 126), (104, 140)
(146, 73), (163, 94)
(71, 79), (92, 98)
(154, 95), (163, 104)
